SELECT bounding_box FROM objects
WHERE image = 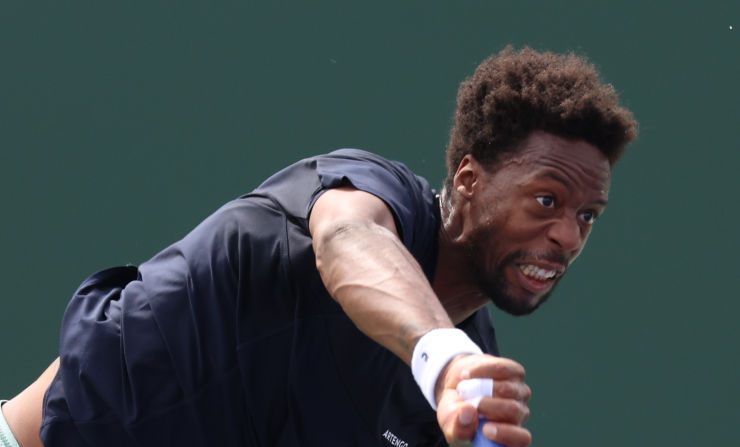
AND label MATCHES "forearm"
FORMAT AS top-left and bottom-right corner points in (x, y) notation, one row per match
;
(314, 220), (453, 364)
(2, 358), (59, 447)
